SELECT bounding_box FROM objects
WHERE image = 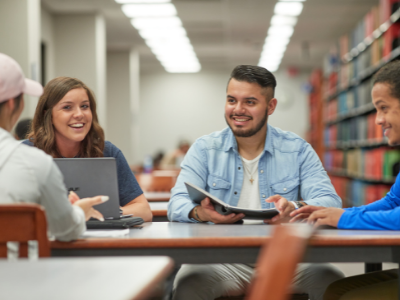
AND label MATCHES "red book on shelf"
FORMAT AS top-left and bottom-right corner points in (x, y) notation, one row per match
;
(375, 122), (384, 140)
(365, 11), (374, 38)
(379, 0), (400, 23)
(378, 184), (392, 199)
(383, 23), (400, 57)
(367, 113), (376, 140)
(365, 185), (377, 204)
(374, 148), (385, 180)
